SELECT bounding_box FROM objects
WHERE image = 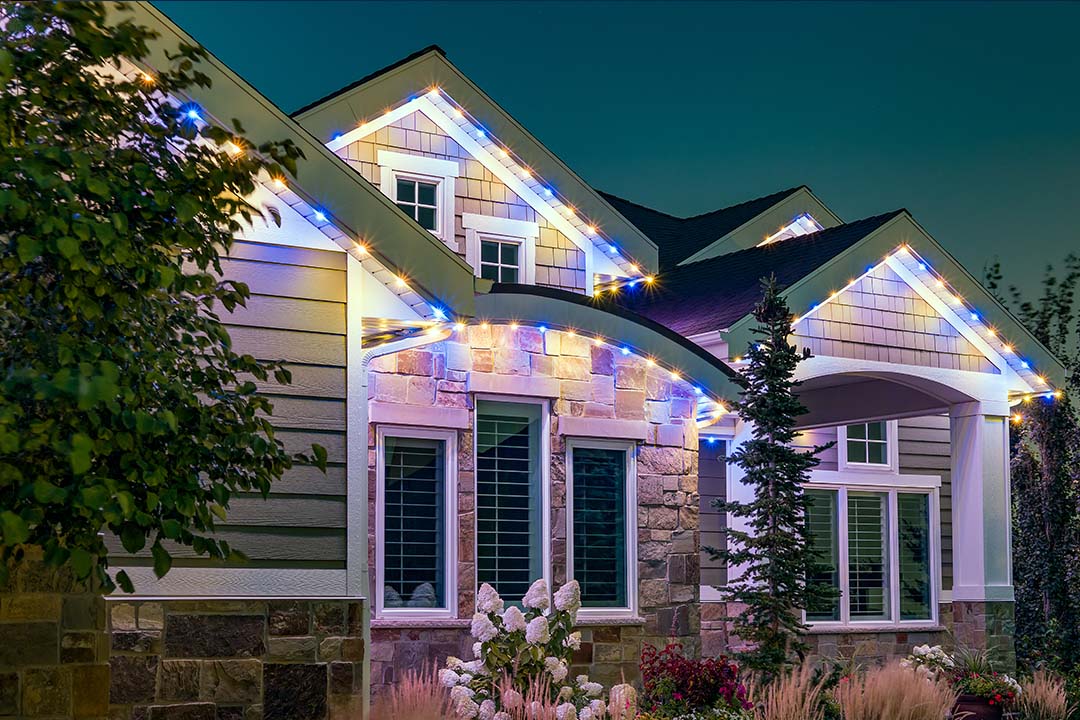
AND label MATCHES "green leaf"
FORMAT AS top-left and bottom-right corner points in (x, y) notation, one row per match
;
(175, 195), (201, 223)
(120, 525), (145, 554)
(151, 542), (173, 578)
(16, 236), (42, 263)
(0, 511), (29, 545)
(312, 443), (328, 472)
(161, 519), (181, 540)
(86, 177), (110, 197)
(69, 433), (94, 475)
(57, 236), (80, 259)
(209, 504), (227, 522)
(69, 548), (93, 578)
(116, 570), (135, 594)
